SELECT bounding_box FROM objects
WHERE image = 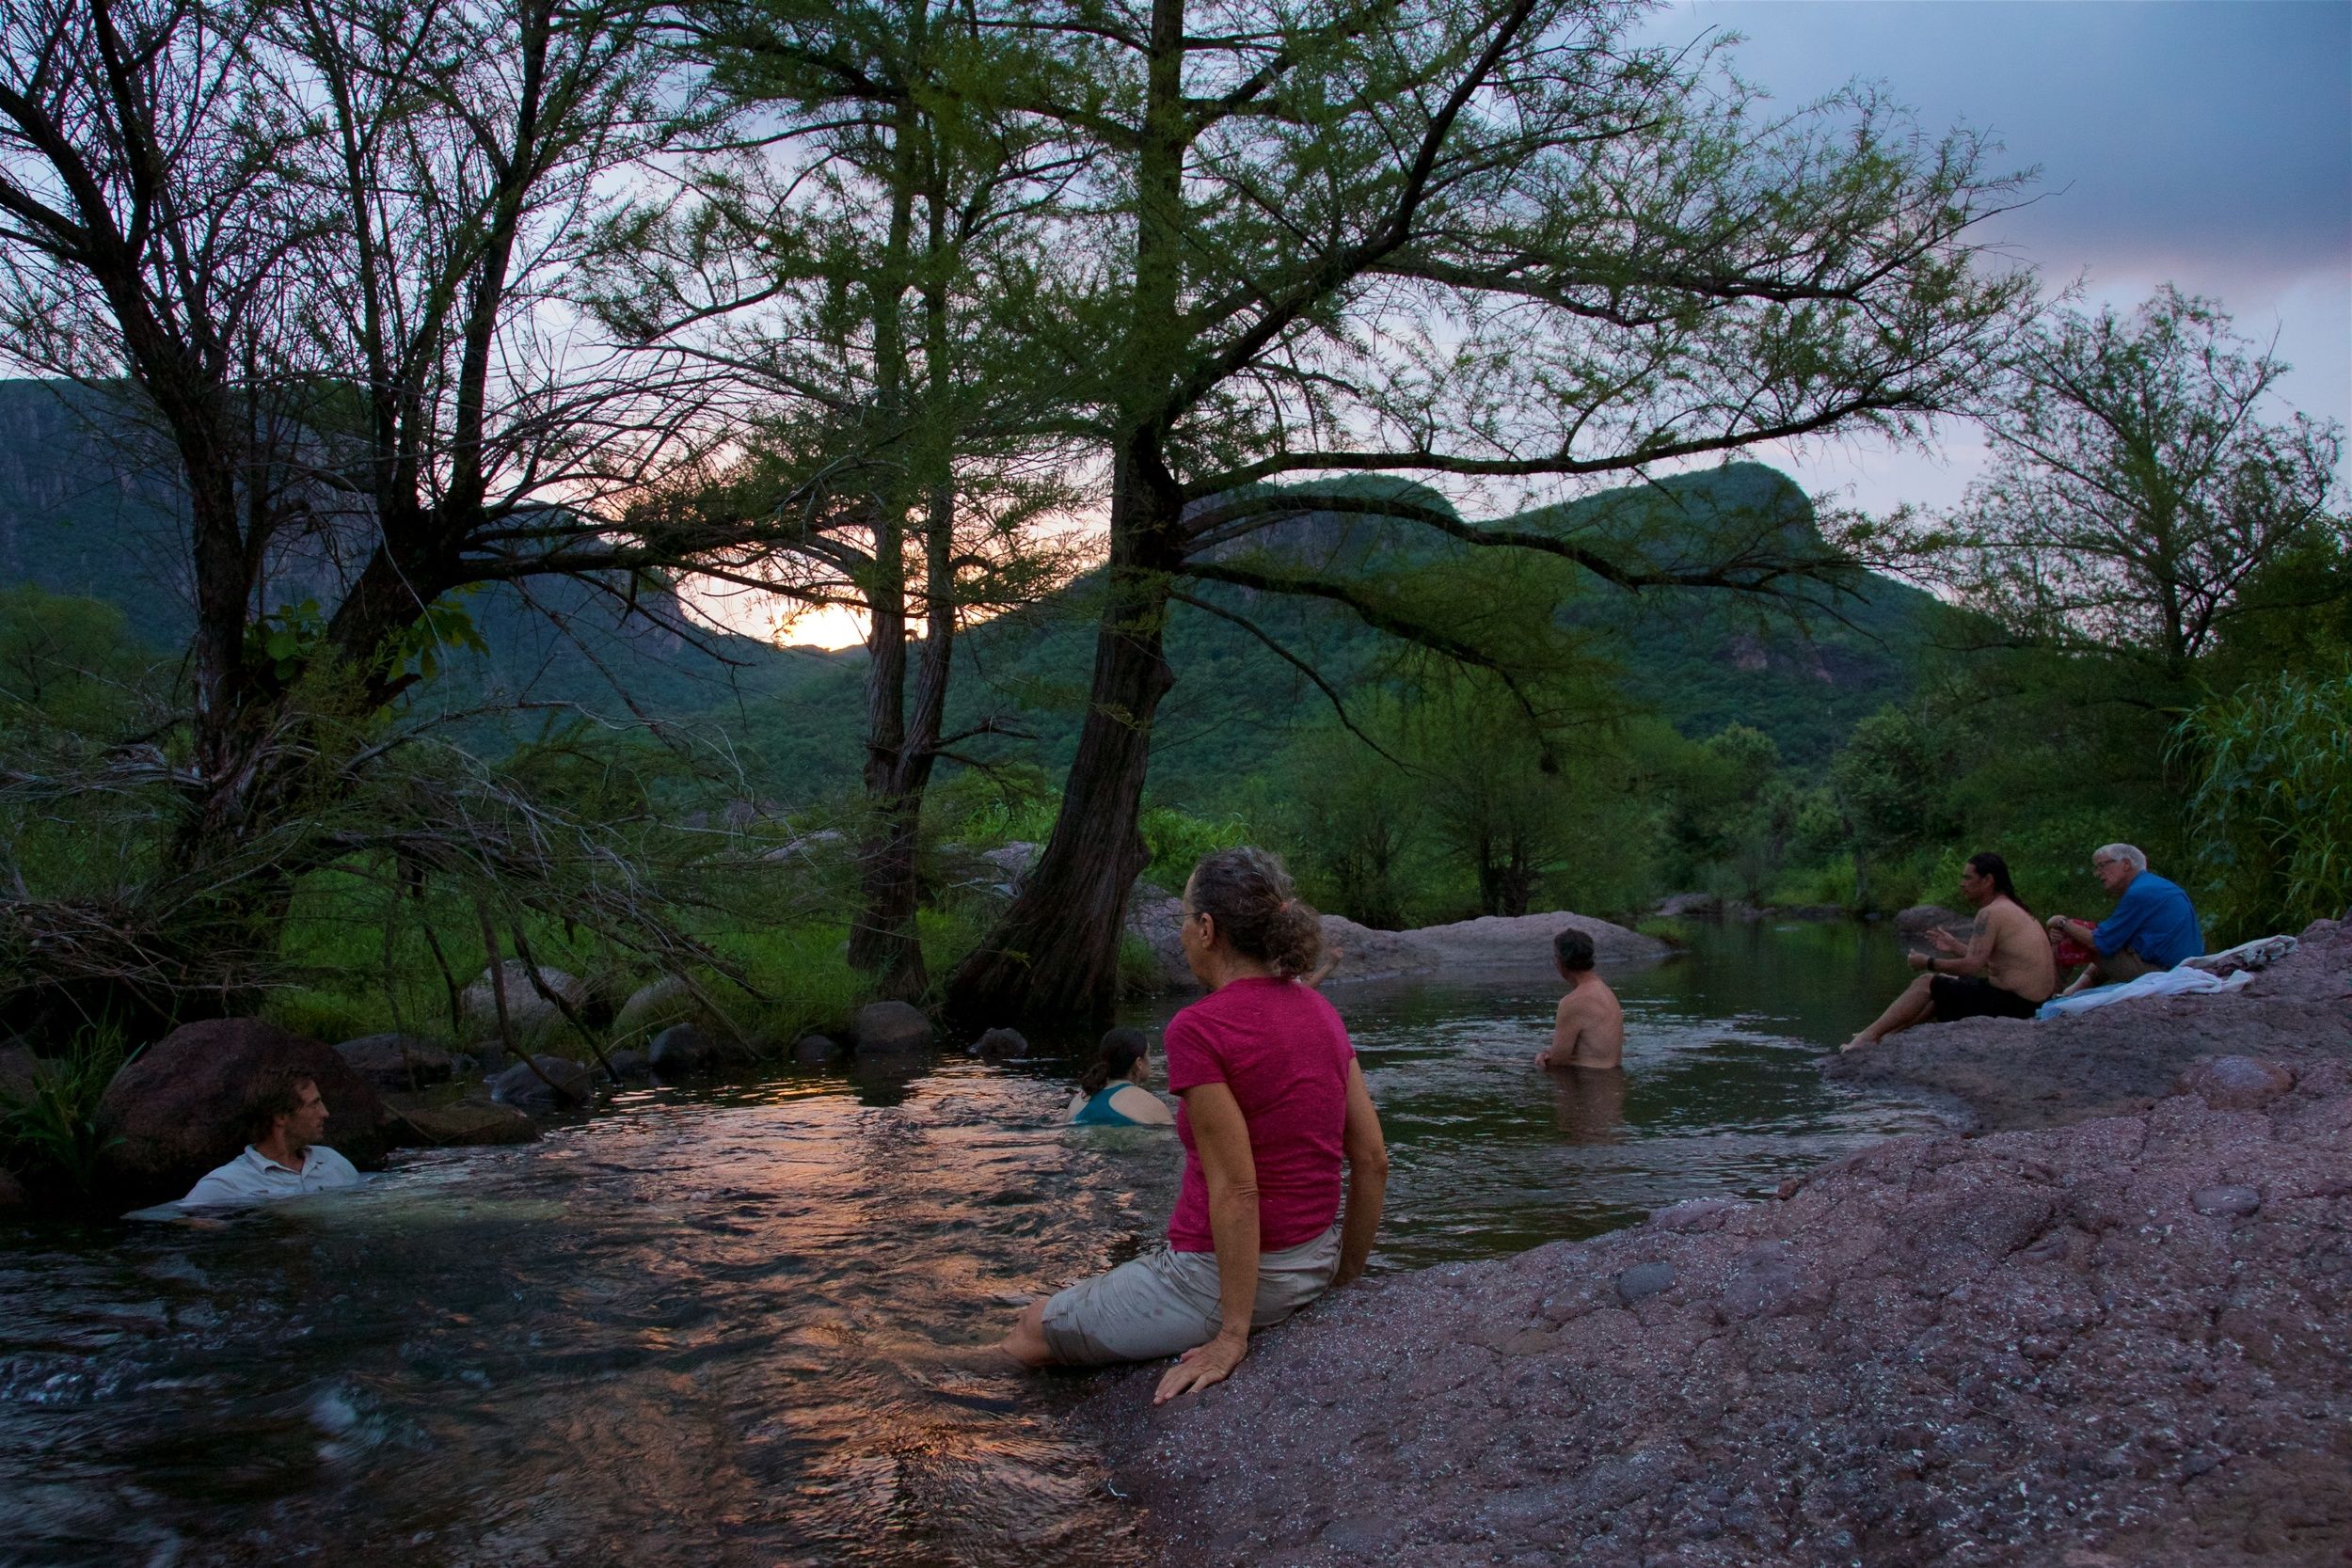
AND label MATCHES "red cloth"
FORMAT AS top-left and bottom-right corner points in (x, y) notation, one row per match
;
(1163, 976), (1356, 1253)
(2049, 923), (2094, 969)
